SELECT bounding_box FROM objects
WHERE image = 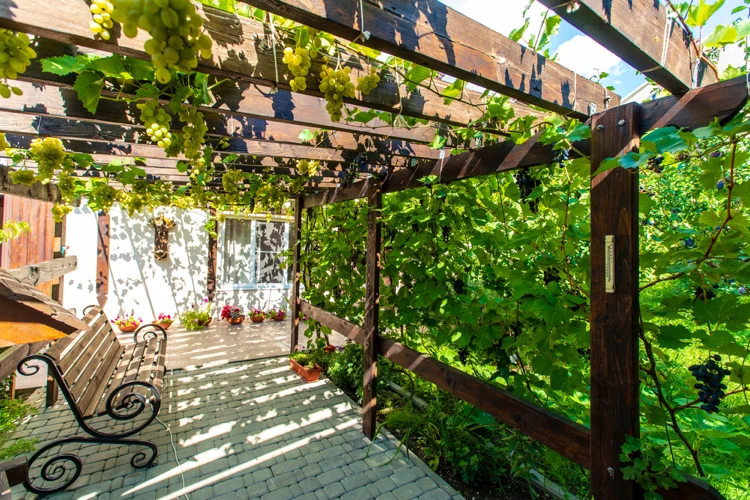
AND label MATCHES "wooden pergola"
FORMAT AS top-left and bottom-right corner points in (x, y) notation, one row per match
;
(0, 0), (746, 498)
